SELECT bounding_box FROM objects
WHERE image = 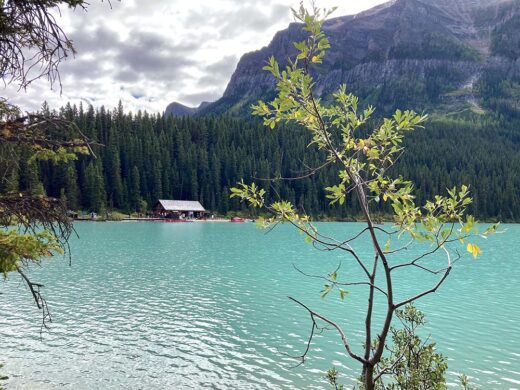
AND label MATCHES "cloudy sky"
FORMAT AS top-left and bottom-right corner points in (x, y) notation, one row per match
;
(5, 0), (387, 114)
